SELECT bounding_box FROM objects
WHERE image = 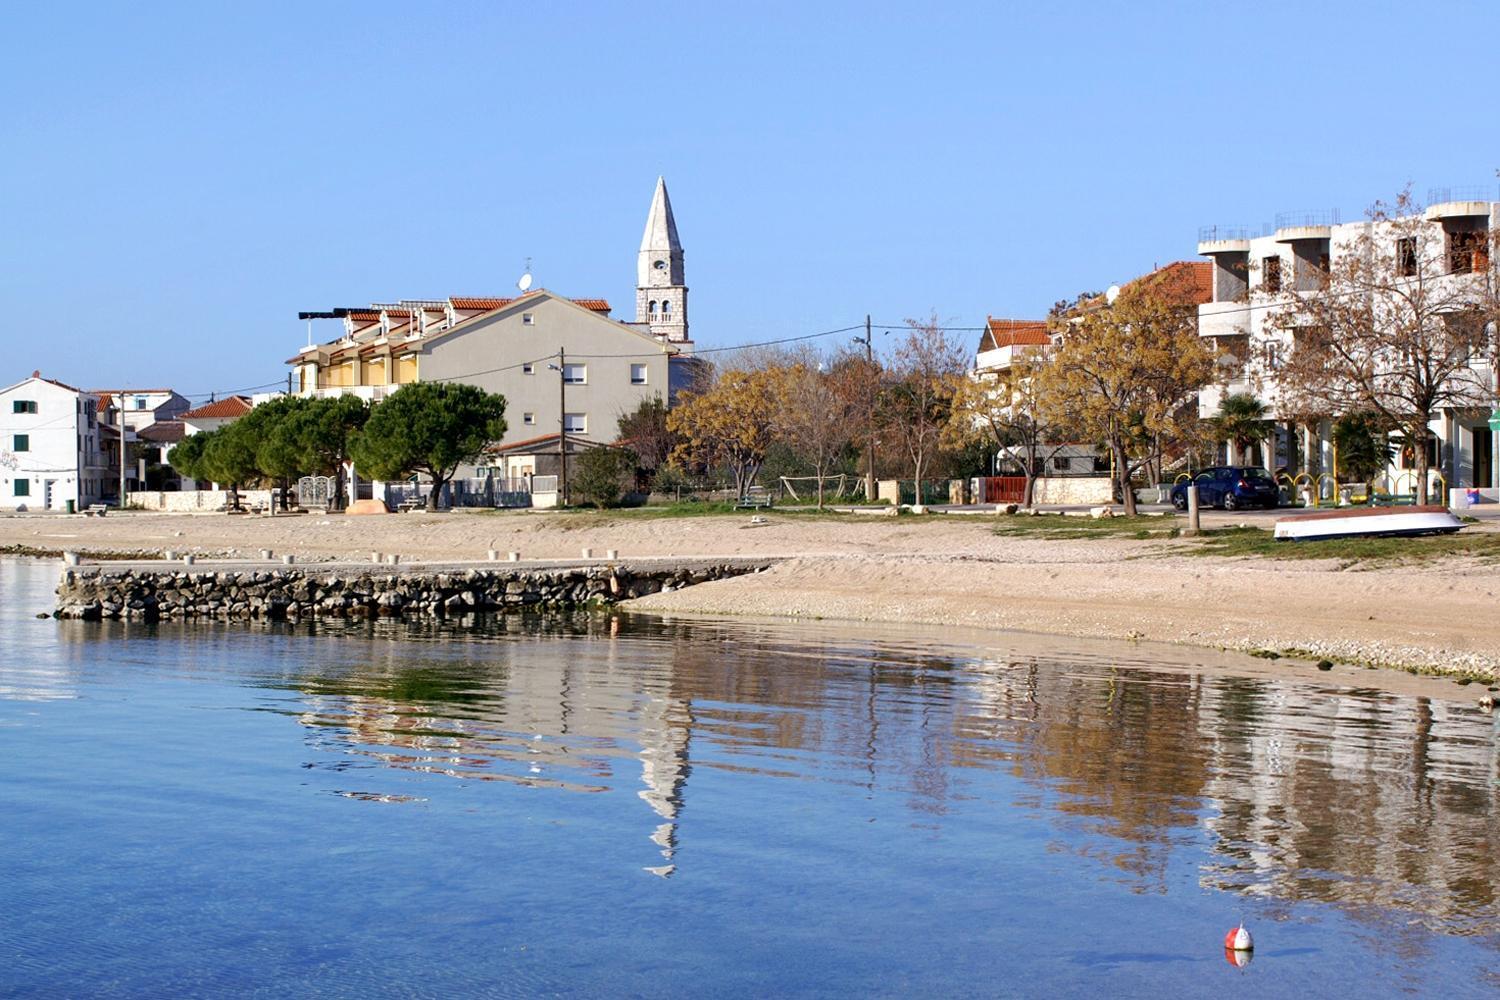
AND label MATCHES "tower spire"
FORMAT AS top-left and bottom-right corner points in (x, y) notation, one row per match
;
(636, 177), (688, 343)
